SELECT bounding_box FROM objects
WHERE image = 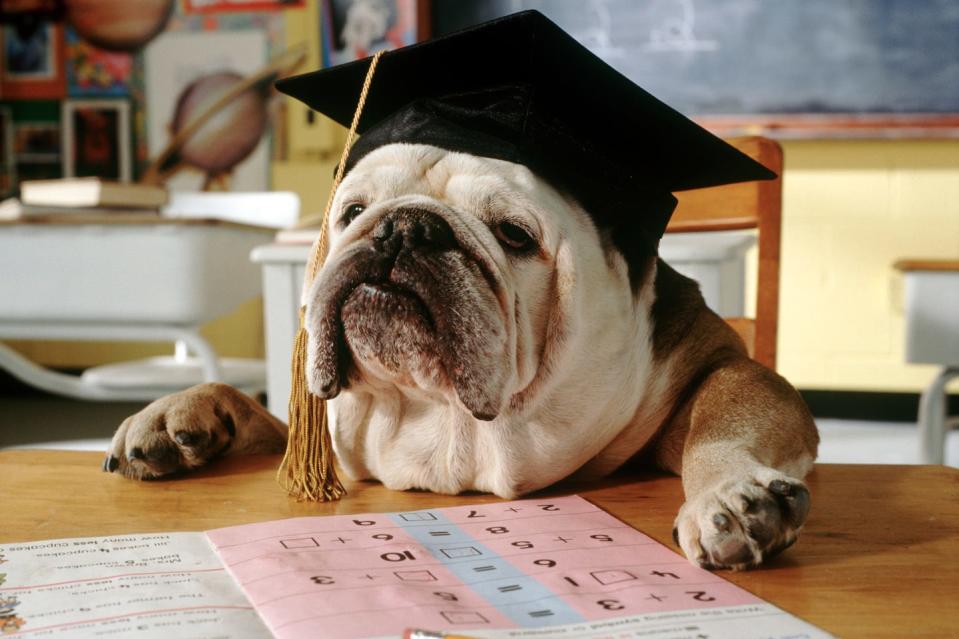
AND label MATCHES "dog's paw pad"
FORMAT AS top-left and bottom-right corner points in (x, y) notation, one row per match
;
(105, 393), (236, 480)
(674, 469), (811, 570)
